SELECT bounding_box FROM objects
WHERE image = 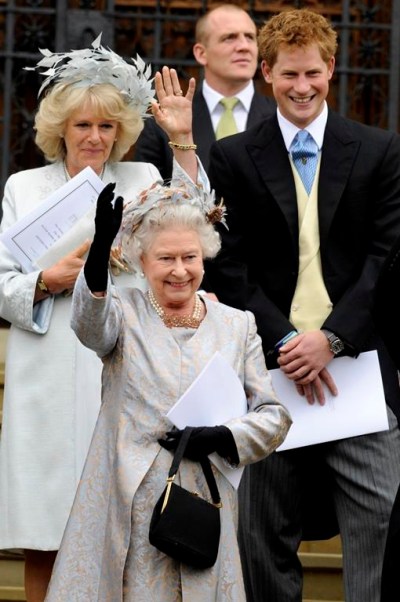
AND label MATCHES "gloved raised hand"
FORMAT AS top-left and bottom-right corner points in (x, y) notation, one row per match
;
(84, 182), (123, 292)
(159, 425), (239, 464)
